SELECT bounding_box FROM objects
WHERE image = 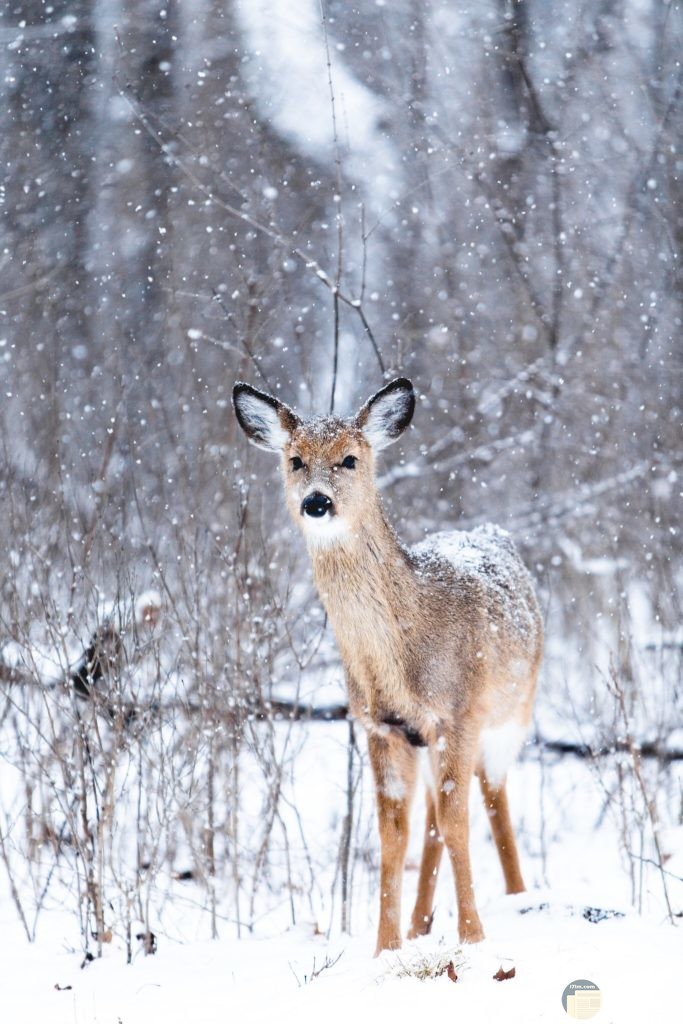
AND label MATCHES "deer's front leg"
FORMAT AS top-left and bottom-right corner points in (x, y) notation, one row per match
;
(367, 729), (418, 955)
(435, 728), (484, 944)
